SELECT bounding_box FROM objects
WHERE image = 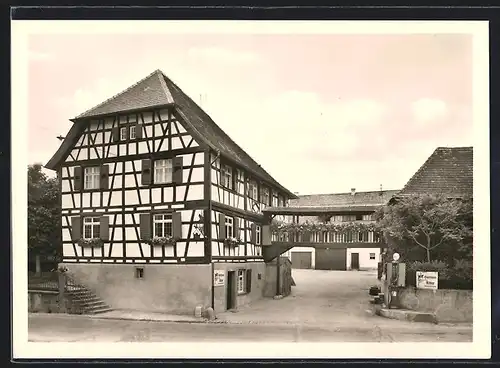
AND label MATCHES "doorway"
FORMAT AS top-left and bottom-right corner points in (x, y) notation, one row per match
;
(226, 271), (236, 310)
(351, 253), (360, 270)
